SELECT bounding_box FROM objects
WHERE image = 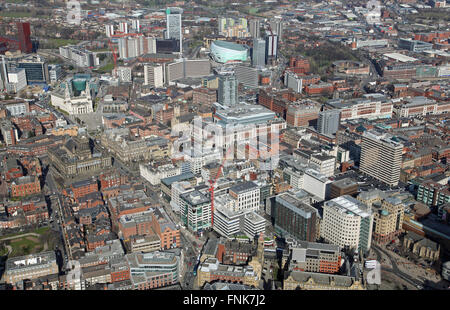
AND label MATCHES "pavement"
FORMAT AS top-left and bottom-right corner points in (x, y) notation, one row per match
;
(373, 244), (424, 289)
(0, 232), (41, 241)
